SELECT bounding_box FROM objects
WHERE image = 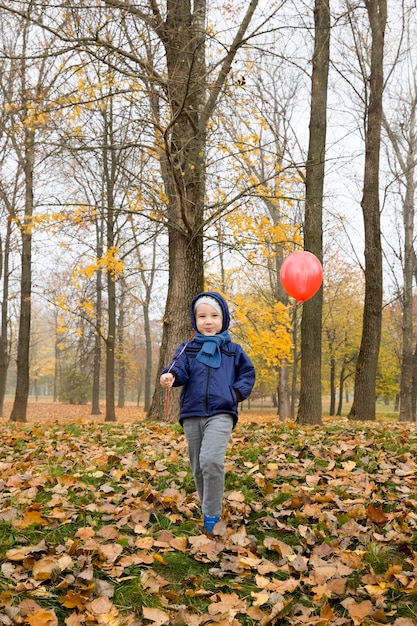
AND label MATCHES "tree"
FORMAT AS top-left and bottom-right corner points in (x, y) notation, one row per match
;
(4, 12), (62, 422)
(382, 15), (417, 421)
(348, 0), (387, 421)
(128, 220), (161, 413)
(141, 0), (263, 420)
(385, 108), (417, 421)
(297, 0), (330, 425)
(0, 209), (13, 417)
